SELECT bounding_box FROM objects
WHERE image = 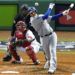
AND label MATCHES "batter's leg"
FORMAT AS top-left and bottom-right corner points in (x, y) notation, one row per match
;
(48, 32), (57, 73)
